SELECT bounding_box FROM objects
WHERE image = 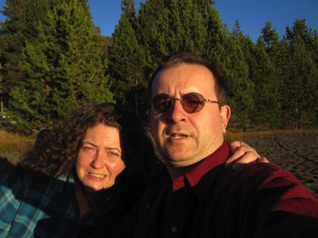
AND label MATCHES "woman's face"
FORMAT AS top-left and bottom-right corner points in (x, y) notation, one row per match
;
(76, 123), (126, 194)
